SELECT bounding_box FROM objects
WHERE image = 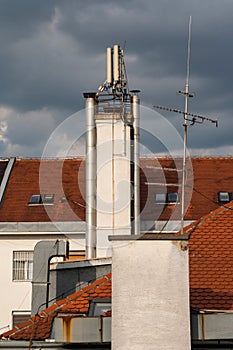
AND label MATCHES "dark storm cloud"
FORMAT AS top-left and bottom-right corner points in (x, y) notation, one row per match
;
(0, 0), (57, 45)
(0, 0), (232, 156)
